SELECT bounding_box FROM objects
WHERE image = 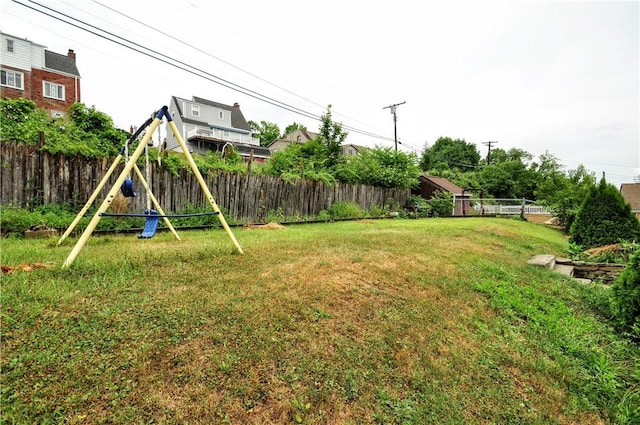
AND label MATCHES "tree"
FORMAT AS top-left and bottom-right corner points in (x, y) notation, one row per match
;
(283, 122), (307, 136)
(334, 146), (421, 189)
(67, 103), (128, 155)
(0, 97), (46, 143)
(477, 148), (539, 199)
(420, 137), (480, 172)
(478, 164), (519, 199)
(248, 120), (280, 147)
(535, 164), (596, 232)
(569, 178), (640, 249)
(317, 105), (348, 169)
(0, 99), (128, 157)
